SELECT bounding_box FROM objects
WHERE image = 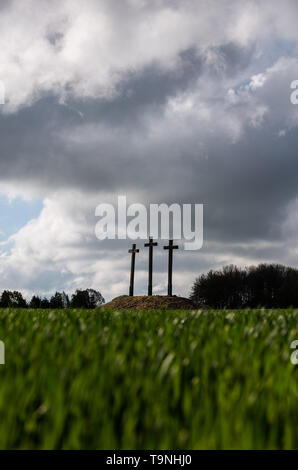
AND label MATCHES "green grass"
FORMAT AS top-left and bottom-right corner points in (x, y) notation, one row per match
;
(0, 307), (298, 449)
